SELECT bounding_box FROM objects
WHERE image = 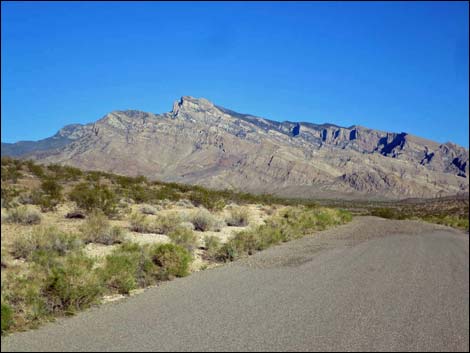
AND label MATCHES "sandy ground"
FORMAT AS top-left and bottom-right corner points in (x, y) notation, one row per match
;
(1, 201), (275, 272)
